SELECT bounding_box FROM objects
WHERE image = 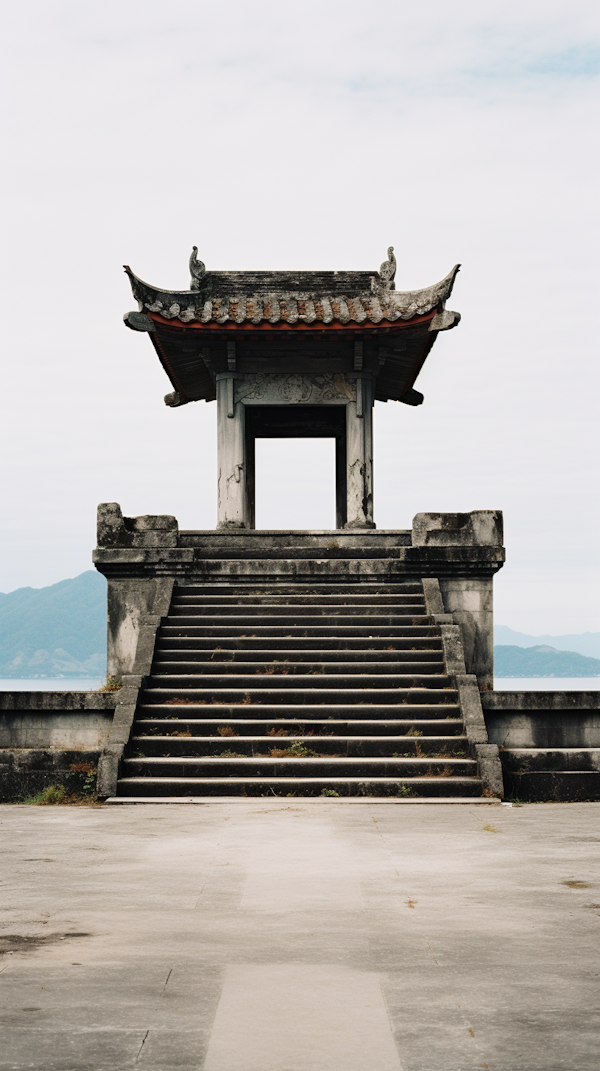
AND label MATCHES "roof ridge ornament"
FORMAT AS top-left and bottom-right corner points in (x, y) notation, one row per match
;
(189, 246), (206, 290)
(379, 246), (396, 290)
